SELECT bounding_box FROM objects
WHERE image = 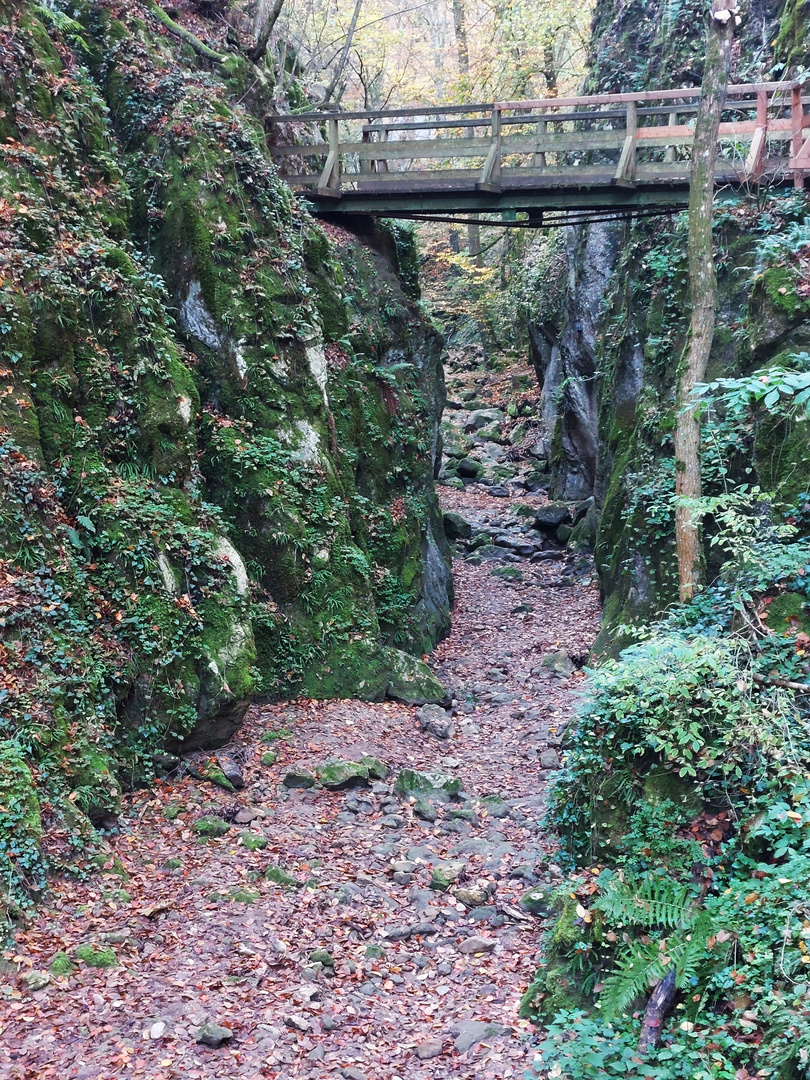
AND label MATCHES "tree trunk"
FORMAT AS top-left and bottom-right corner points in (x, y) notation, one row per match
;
(674, 3), (735, 602)
(249, 0), (287, 63)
